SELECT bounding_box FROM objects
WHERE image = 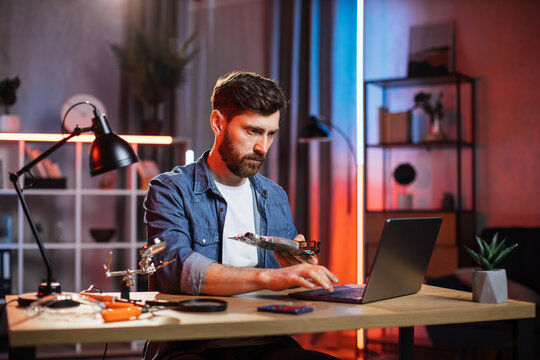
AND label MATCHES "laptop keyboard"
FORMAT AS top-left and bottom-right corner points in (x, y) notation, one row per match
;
(325, 285), (366, 299)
